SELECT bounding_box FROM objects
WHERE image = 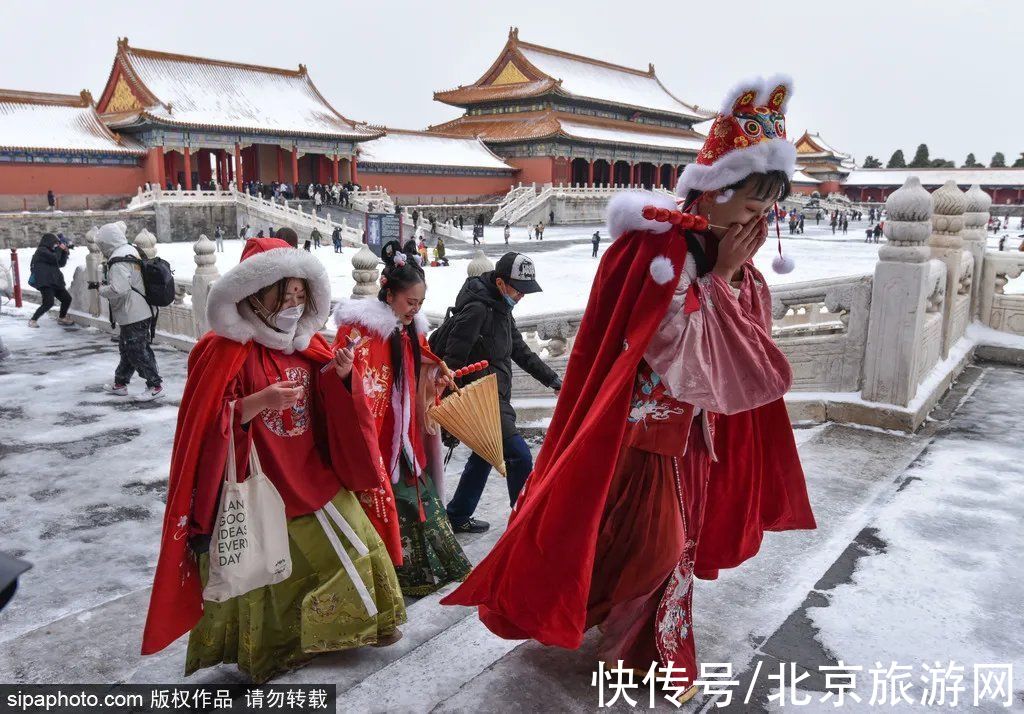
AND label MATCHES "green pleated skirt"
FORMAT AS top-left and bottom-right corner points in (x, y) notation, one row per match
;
(392, 466), (472, 597)
(185, 489), (407, 683)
